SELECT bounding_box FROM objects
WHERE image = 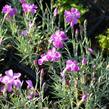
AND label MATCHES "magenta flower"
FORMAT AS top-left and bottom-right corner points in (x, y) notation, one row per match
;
(38, 54), (48, 65)
(54, 8), (58, 16)
(0, 69), (22, 92)
(82, 57), (87, 65)
(64, 8), (80, 27)
(22, 3), (37, 14)
(50, 30), (68, 48)
(46, 47), (61, 62)
(2, 5), (17, 17)
(26, 80), (33, 89)
(65, 60), (80, 72)
(38, 47), (61, 65)
(19, 0), (26, 4)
